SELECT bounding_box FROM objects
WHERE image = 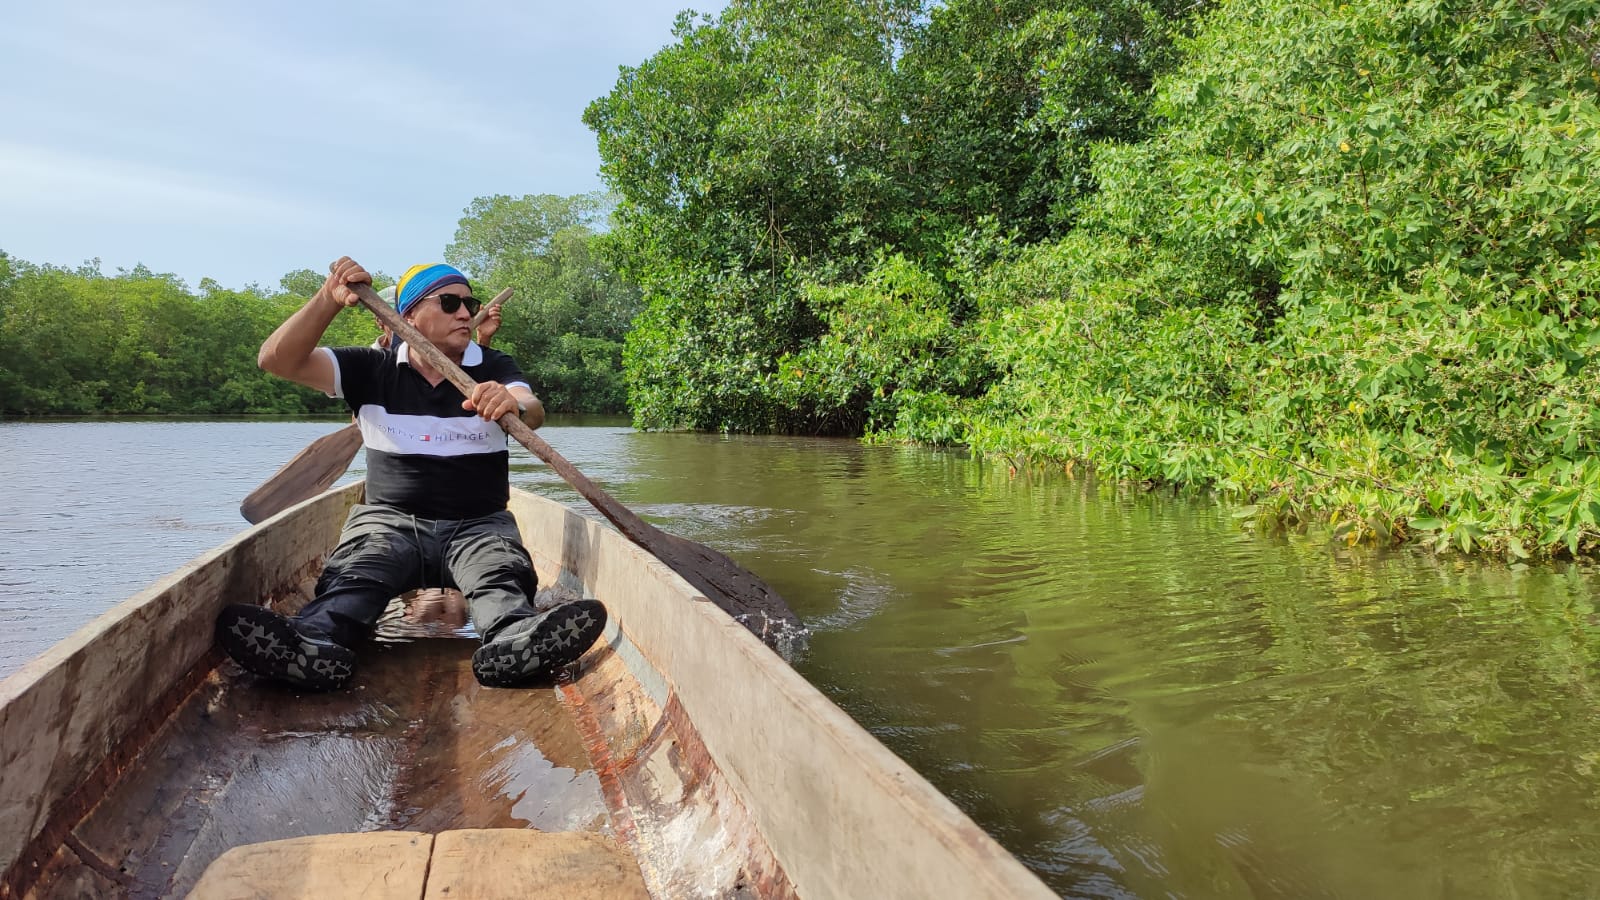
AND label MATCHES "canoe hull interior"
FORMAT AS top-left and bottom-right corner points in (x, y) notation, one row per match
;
(26, 639), (611, 896)
(0, 484), (1054, 899)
